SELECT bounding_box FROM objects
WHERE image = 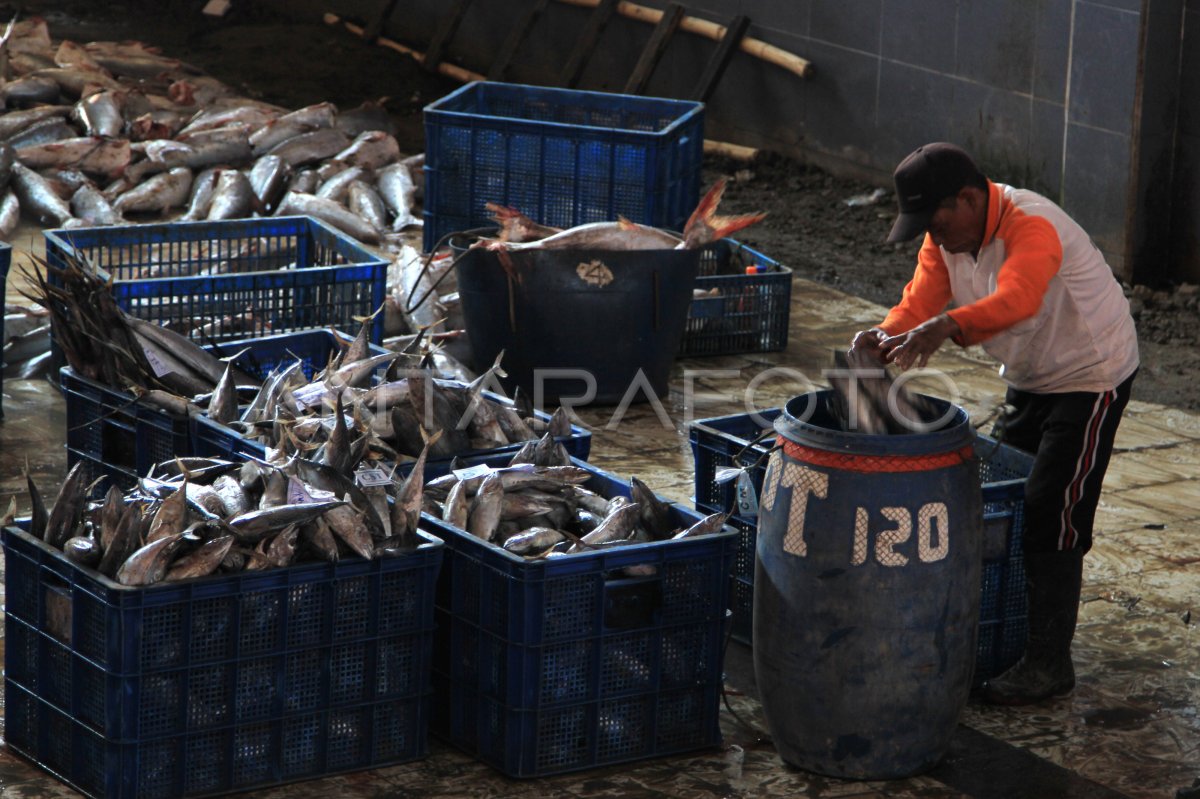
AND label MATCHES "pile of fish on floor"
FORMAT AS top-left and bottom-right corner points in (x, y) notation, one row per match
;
(0, 14), (431, 380)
